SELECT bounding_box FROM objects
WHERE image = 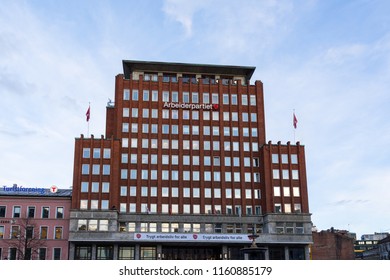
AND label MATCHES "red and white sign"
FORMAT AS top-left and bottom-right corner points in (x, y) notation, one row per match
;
(50, 185), (58, 193)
